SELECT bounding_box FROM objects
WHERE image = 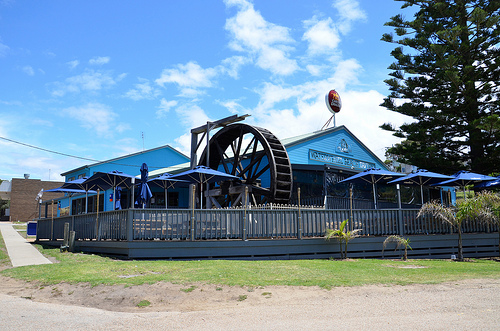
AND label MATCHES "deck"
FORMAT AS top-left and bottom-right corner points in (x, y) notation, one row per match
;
(35, 207), (500, 259)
